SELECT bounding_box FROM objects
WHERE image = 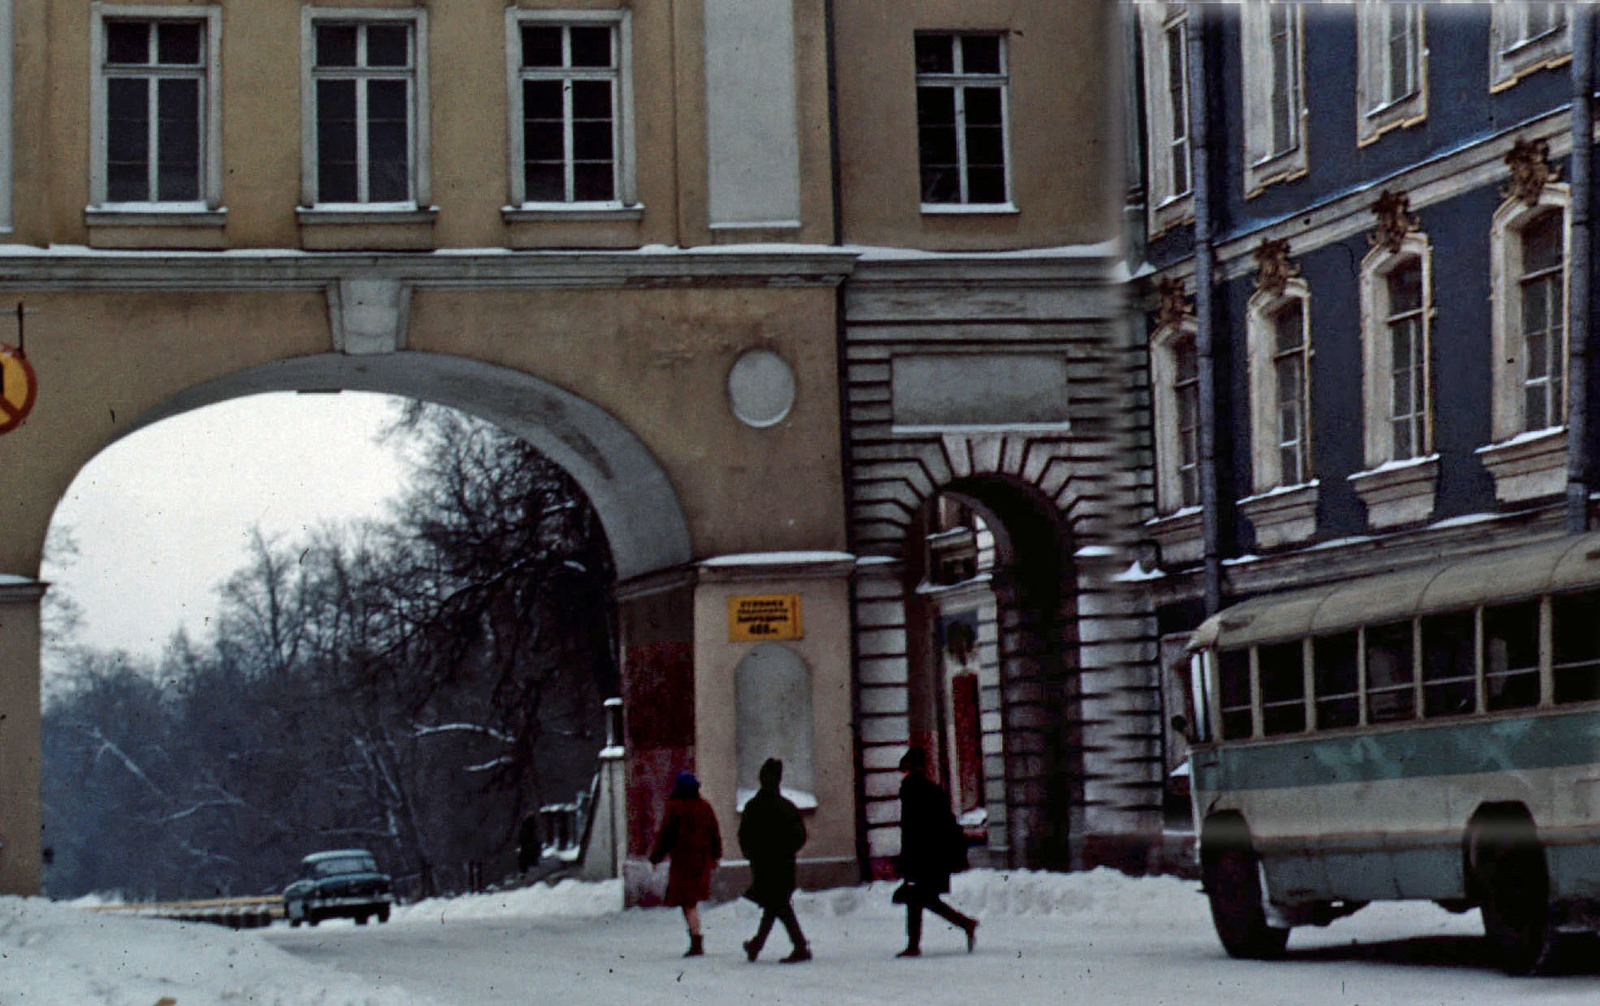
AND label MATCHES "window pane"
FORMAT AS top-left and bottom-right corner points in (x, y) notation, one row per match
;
(966, 168), (1006, 204)
(1421, 612), (1476, 717)
(1389, 261), (1422, 313)
(157, 22), (201, 65)
(106, 77), (149, 202)
(525, 163), (565, 202)
(570, 27), (612, 68)
(524, 120), (565, 161)
(915, 34), (954, 74)
(961, 35), (1001, 75)
(156, 78), (200, 201)
(316, 79), (358, 202)
(522, 26), (564, 68)
(106, 22), (150, 65)
(1524, 212), (1562, 272)
(572, 120), (613, 162)
(572, 80), (612, 120)
(1553, 592), (1600, 704)
(964, 87), (1003, 128)
(1484, 601), (1540, 711)
(573, 163), (614, 202)
(1258, 642), (1305, 737)
(1366, 621), (1416, 723)
(316, 25), (358, 68)
(366, 25), (410, 68)
(366, 79), (410, 202)
(1219, 649), (1252, 740)
(1274, 301), (1304, 352)
(524, 80), (563, 119)
(1314, 632), (1359, 729)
